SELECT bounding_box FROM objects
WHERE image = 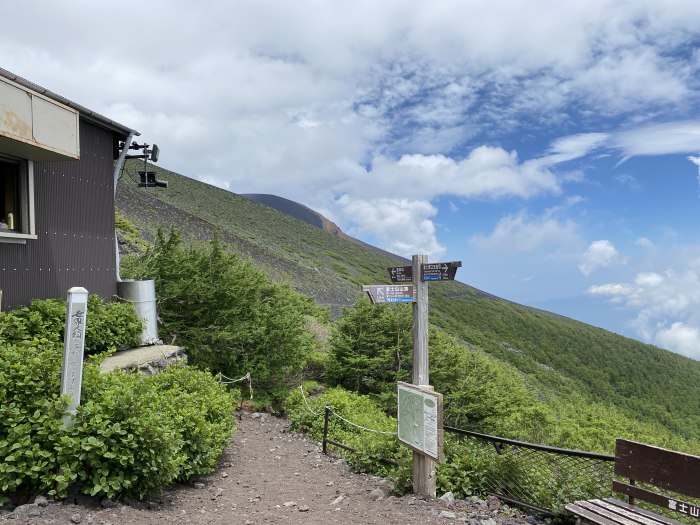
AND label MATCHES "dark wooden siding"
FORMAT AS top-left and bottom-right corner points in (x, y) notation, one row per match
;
(0, 120), (118, 310)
